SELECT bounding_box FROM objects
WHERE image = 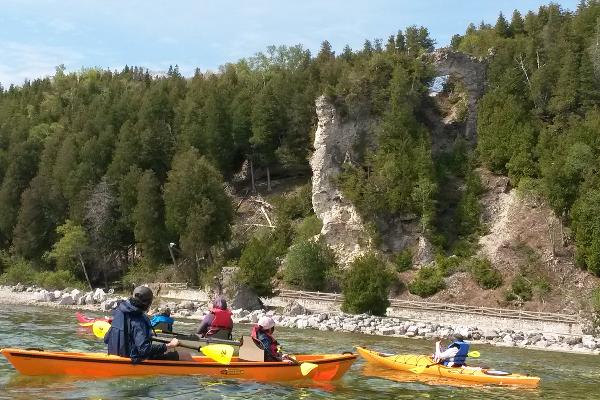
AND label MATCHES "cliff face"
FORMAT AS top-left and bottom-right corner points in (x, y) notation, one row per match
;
(310, 96), (371, 266)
